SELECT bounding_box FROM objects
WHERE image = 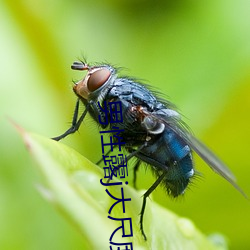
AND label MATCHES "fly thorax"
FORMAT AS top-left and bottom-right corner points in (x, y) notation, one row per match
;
(155, 109), (181, 120)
